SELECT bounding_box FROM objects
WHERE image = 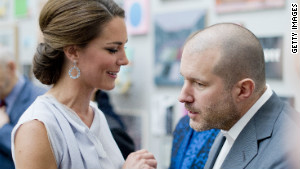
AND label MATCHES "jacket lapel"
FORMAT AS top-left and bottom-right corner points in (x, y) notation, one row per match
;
(204, 133), (225, 169)
(221, 93), (283, 169)
(221, 122), (258, 169)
